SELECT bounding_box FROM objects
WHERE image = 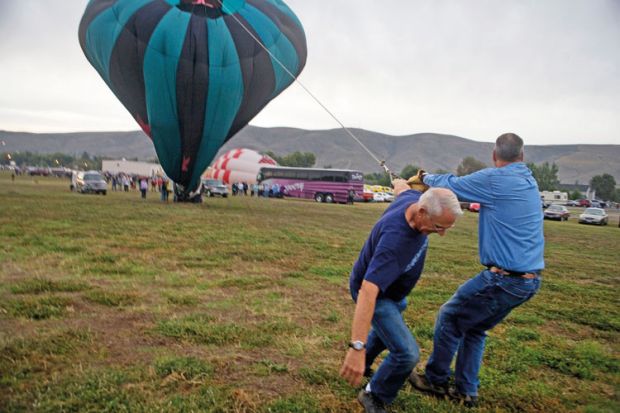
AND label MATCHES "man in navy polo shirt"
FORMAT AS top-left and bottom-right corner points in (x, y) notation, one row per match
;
(340, 187), (463, 412)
